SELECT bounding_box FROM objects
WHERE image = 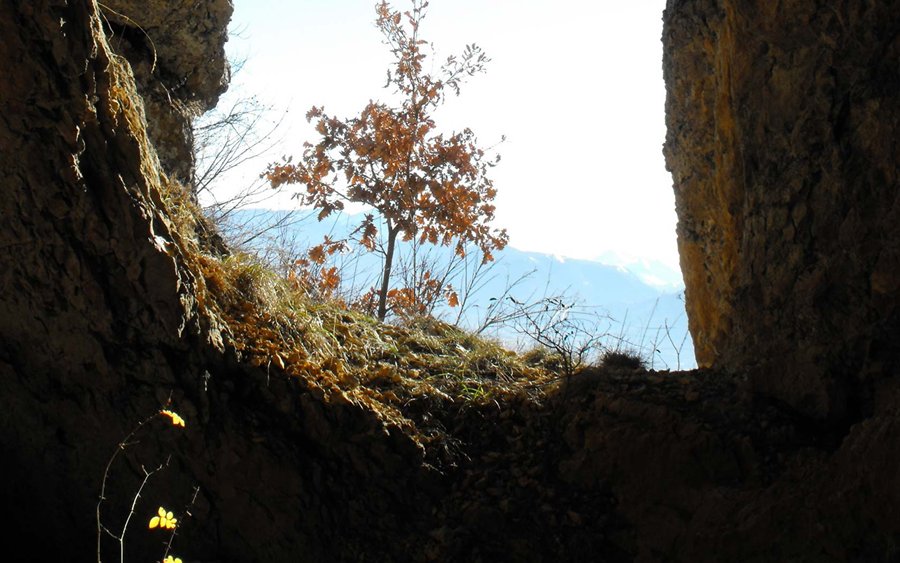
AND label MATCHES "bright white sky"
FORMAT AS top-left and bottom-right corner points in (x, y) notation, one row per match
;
(220, 0), (678, 270)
